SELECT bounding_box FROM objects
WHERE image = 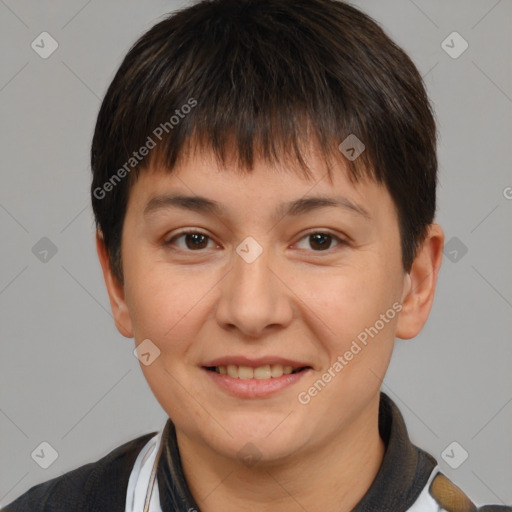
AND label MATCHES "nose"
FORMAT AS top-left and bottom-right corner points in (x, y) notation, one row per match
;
(214, 245), (294, 338)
